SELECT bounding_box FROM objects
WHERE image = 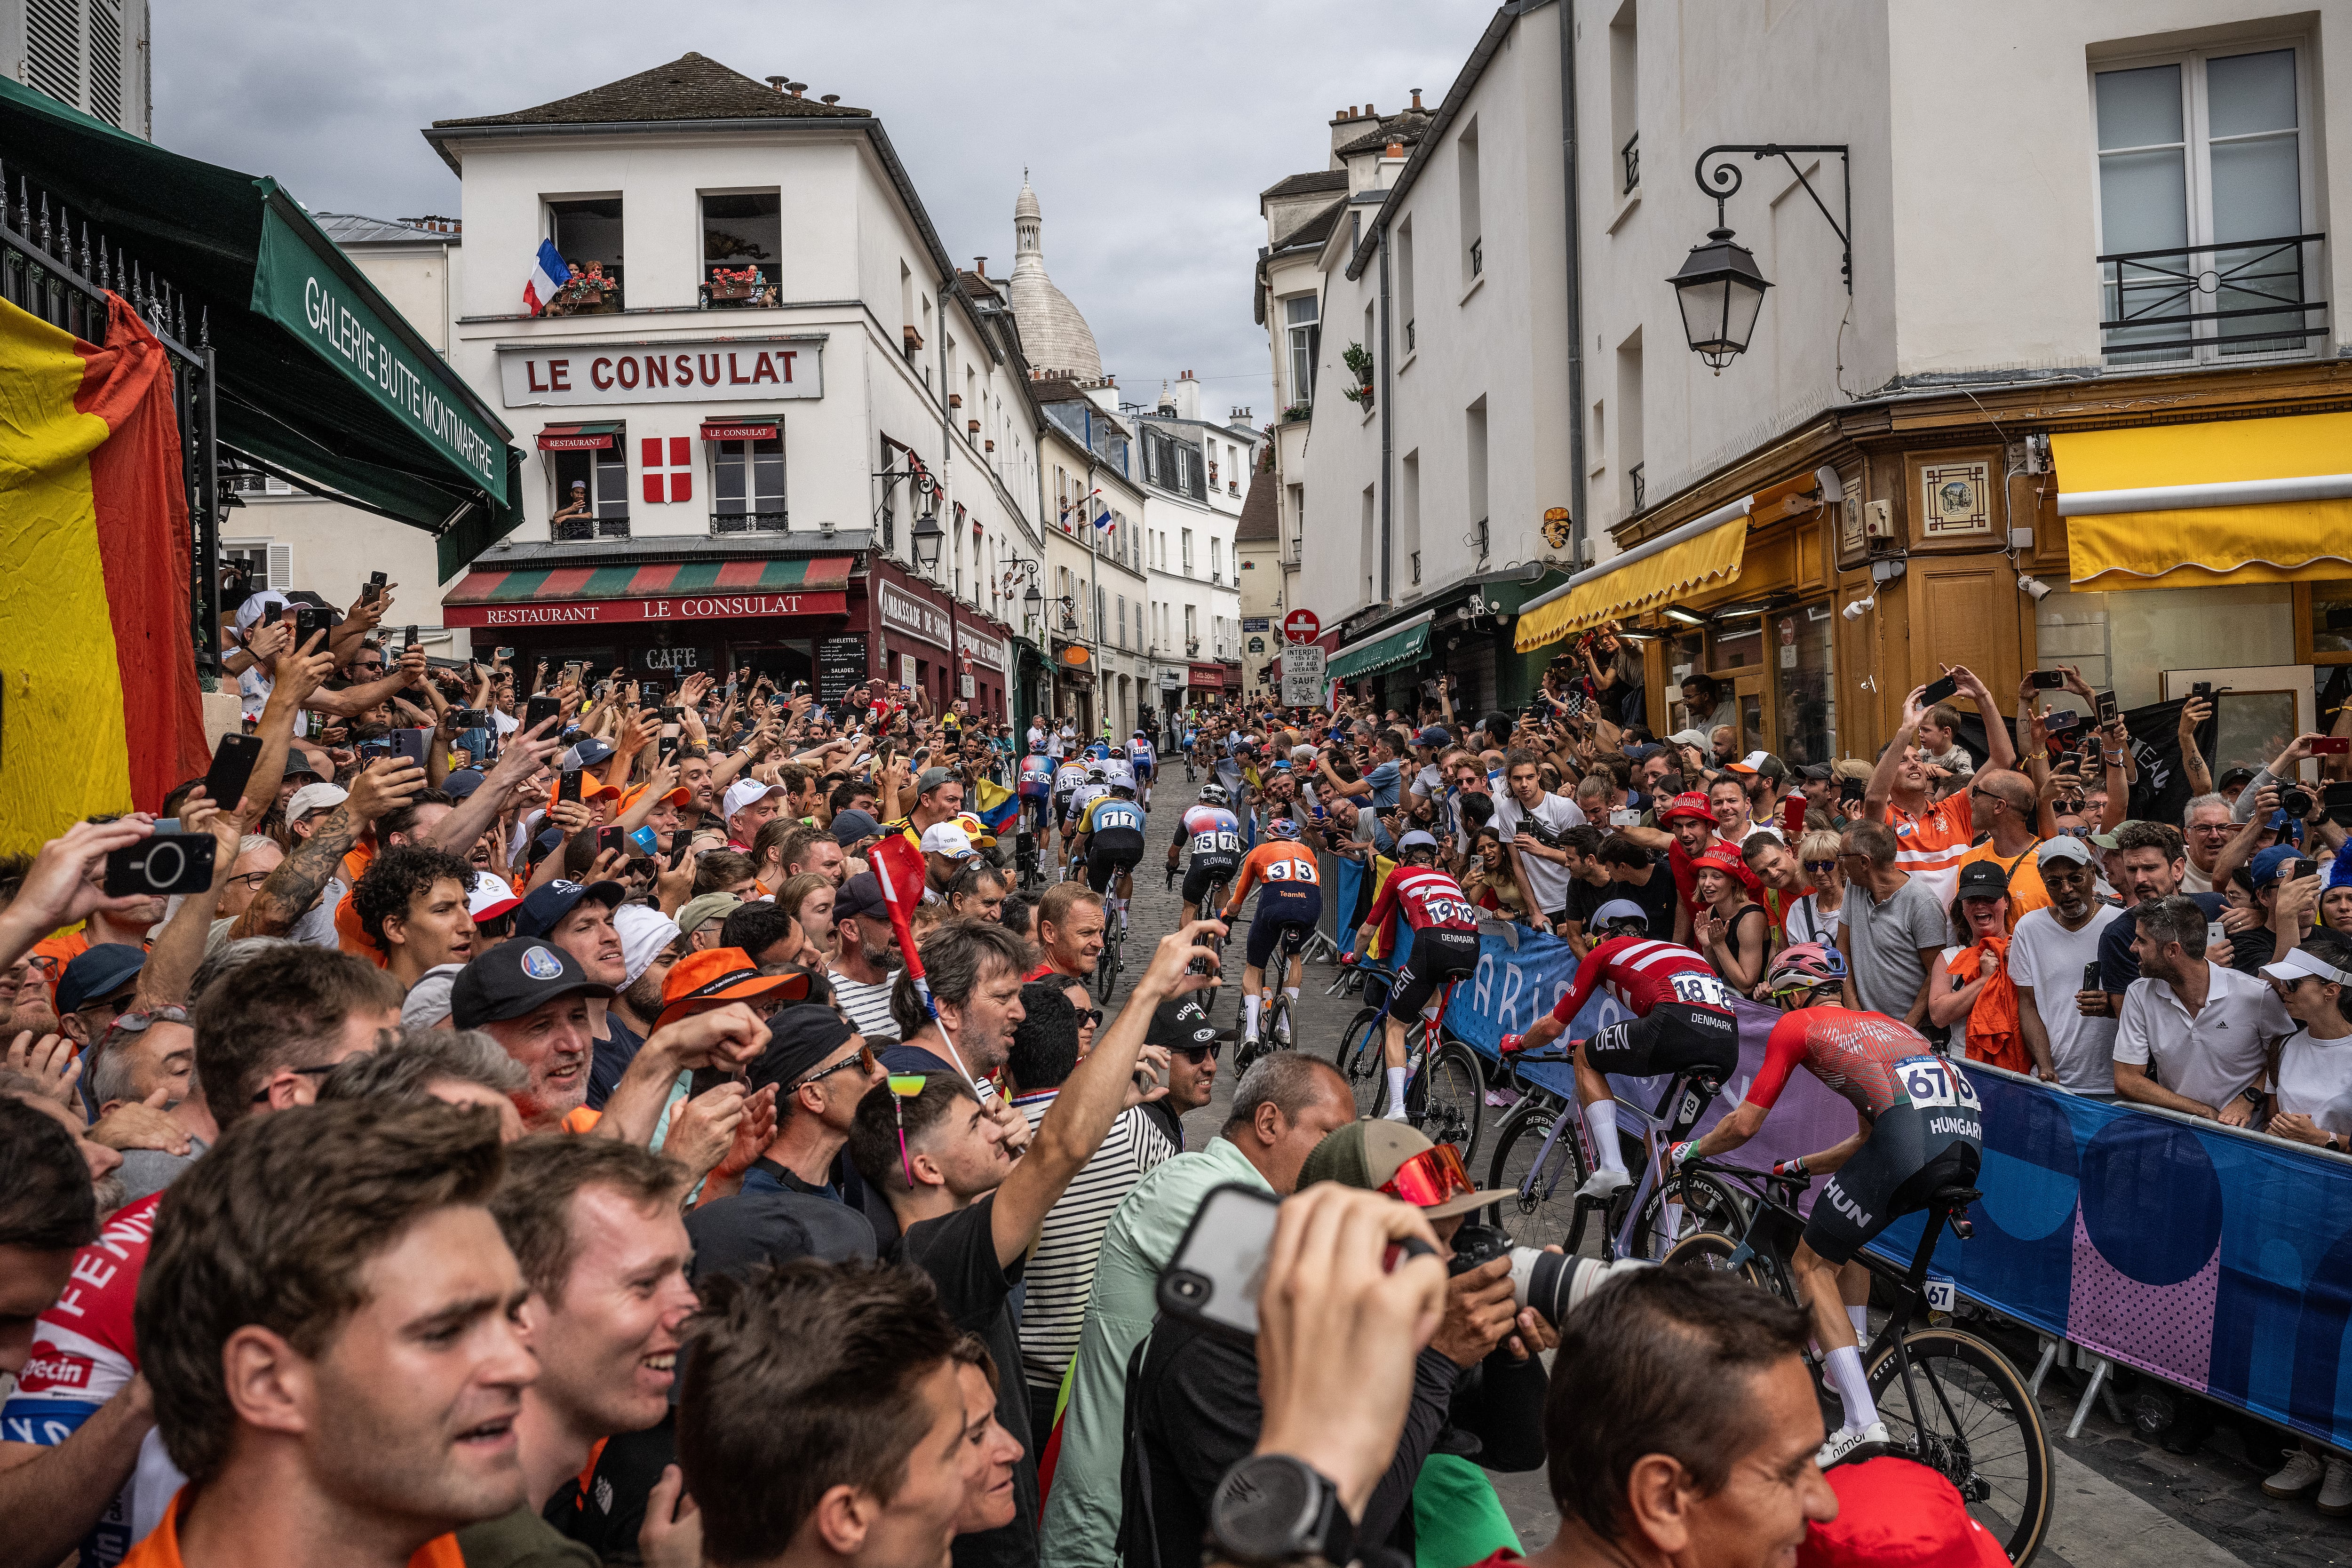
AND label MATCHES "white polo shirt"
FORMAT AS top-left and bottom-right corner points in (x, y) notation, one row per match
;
(2114, 960), (2295, 1112)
